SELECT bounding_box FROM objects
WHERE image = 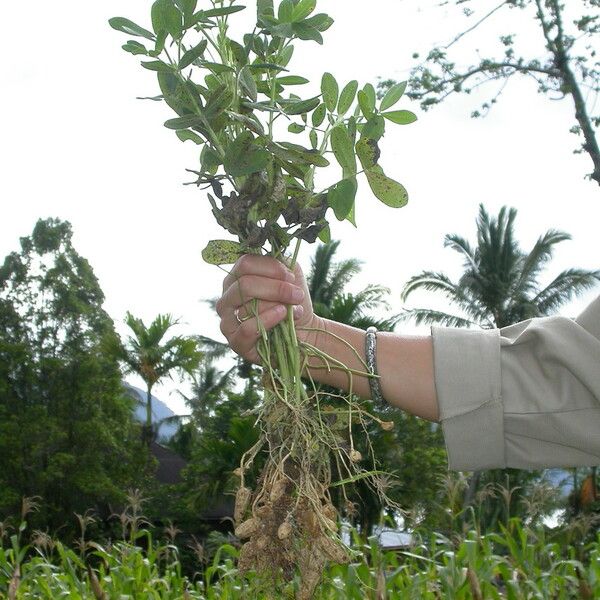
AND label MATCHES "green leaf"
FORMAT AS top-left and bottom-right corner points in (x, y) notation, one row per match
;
(202, 240), (244, 265)
(257, 0), (274, 24)
(328, 177), (357, 221)
(223, 132), (270, 176)
(364, 166), (408, 208)
(276, 75), (309, 85)
(311, 103), (326, 127)
(151, 30), (168, 56)
(164, 115), (204, 129)
(330, 125), (356, 176)
(380, 81), (407, 111)
(278, 142), (329, 167)
(338, 80), (358, 115)
(200, 61), (236, 74)
(292, 0), (317, 21)
(238, 65), (258, 102)
(201, 145), (221, 170)
(304, 13), (334, 31)
(288, 123), (305, 134)
(355, 138), (380, 170)
(109, 17), (155, 41)
(278, 0), (294, 22)
(309, 129), (318, 149)
(361, 115), (385, 141)
(176, 129), (203, 144)
(382, 110), (417, 125)
(122, 40), (149, 55)
(280, 96), (320, 115)
(292, 22), (323, 43)
(318, 223), (331, 243)
(280, 44), (294, 67)
(357, 90), (374, 119)
(151, 0), (183, 38)
(179, 39), (207, 69)
(321, 72), (339, 113)
(363, 83), (376, 109)
(197, 5), (246, 18)
(141, 60), (174, 72)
